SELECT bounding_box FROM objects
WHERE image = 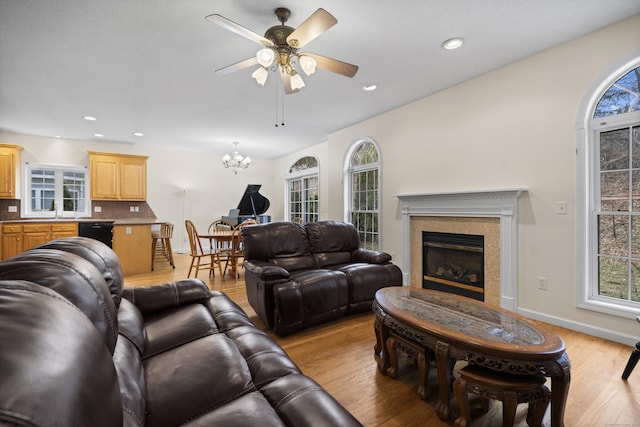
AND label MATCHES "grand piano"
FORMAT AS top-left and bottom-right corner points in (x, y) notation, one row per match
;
(223, 184), (271, 226)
